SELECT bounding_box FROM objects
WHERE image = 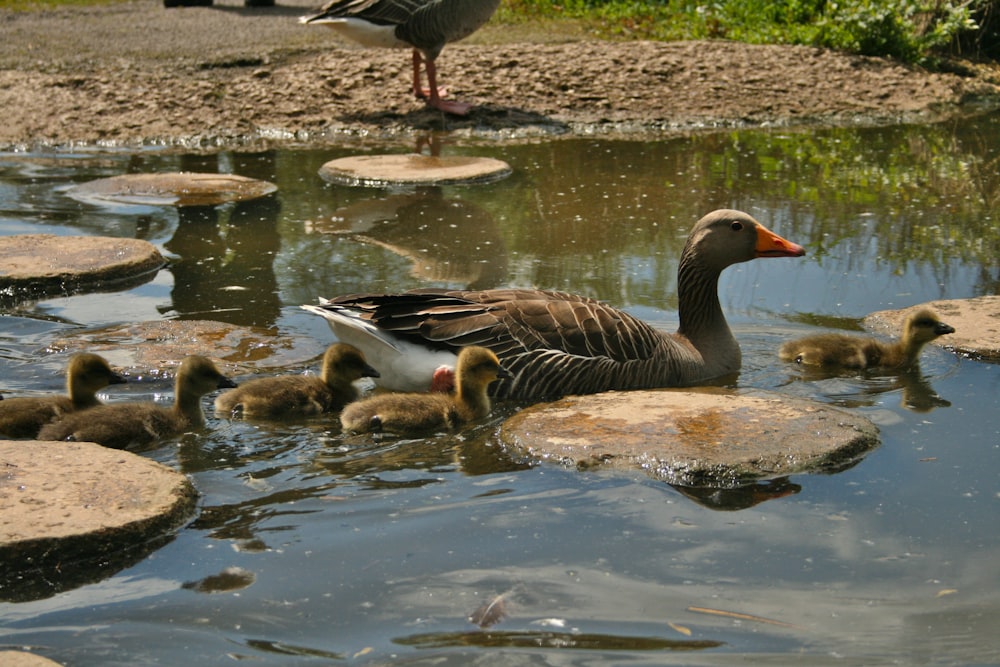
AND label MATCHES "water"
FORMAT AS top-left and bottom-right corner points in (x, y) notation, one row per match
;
(1, 112), (999, 666)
